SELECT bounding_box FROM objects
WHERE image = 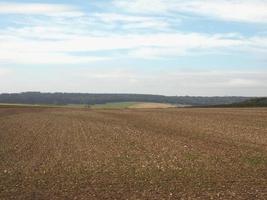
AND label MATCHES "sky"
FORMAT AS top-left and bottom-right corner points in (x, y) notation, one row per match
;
(0, 0), (267, 96)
